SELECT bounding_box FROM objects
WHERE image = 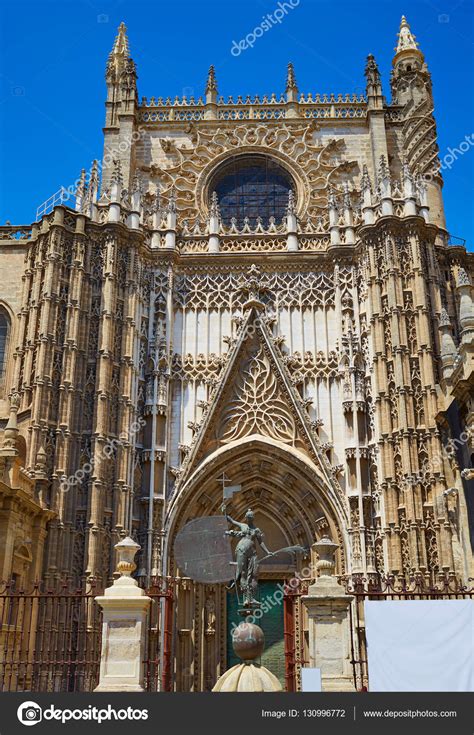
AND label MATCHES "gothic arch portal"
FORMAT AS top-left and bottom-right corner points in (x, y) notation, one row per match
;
(164, 434), (350, 576)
